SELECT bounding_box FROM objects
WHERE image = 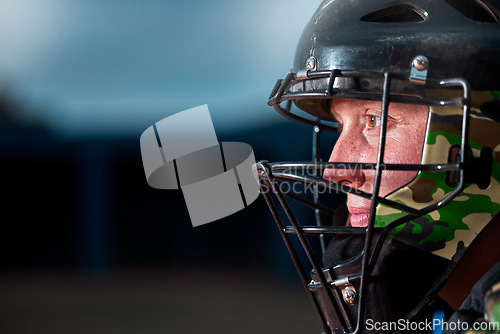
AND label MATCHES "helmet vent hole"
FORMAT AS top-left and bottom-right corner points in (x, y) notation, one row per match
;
(361, 80), (370, 88)
(444, 0), (499, 23)
(360, 4), (426, 23)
